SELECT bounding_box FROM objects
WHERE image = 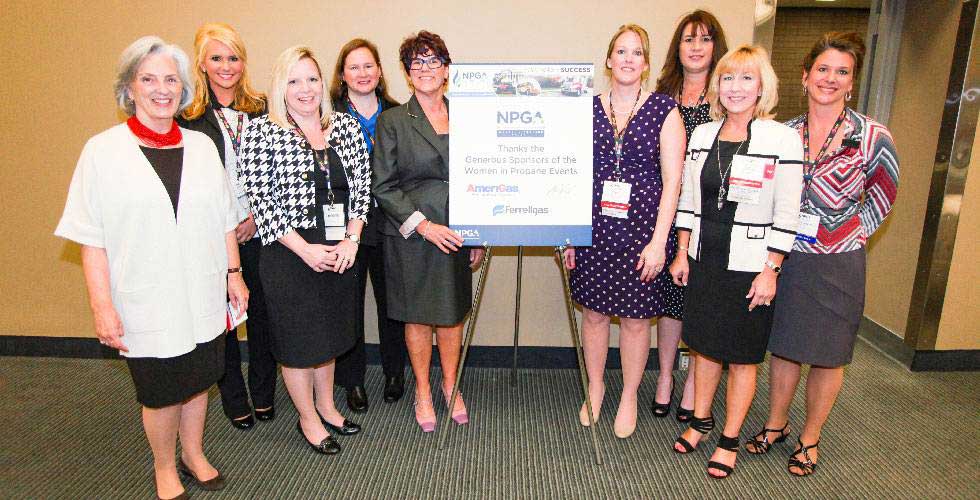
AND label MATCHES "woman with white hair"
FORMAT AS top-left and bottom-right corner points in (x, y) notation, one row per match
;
(239, 46), (371, 455)
(55, 36), (247, 499)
